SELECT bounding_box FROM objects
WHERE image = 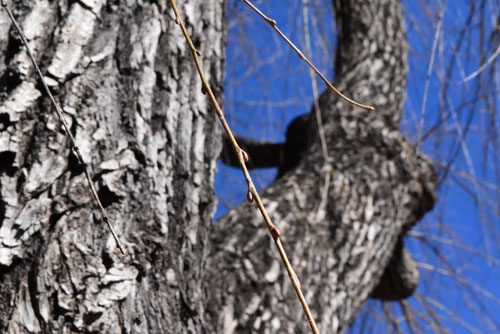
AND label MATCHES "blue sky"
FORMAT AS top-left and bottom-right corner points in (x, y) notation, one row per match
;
(215, 0), (500, 332)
